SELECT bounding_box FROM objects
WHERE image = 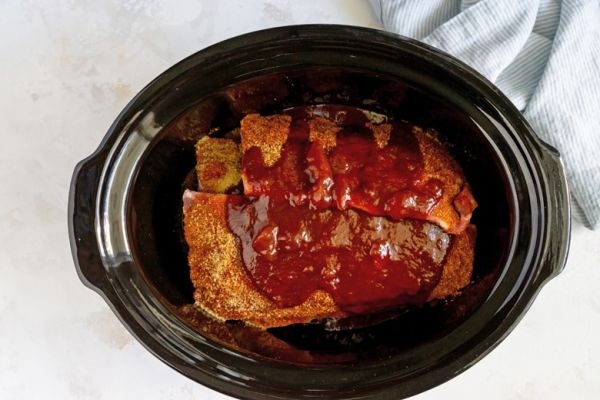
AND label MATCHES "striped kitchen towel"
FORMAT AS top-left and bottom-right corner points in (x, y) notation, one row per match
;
(370, 0), (600, 230)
